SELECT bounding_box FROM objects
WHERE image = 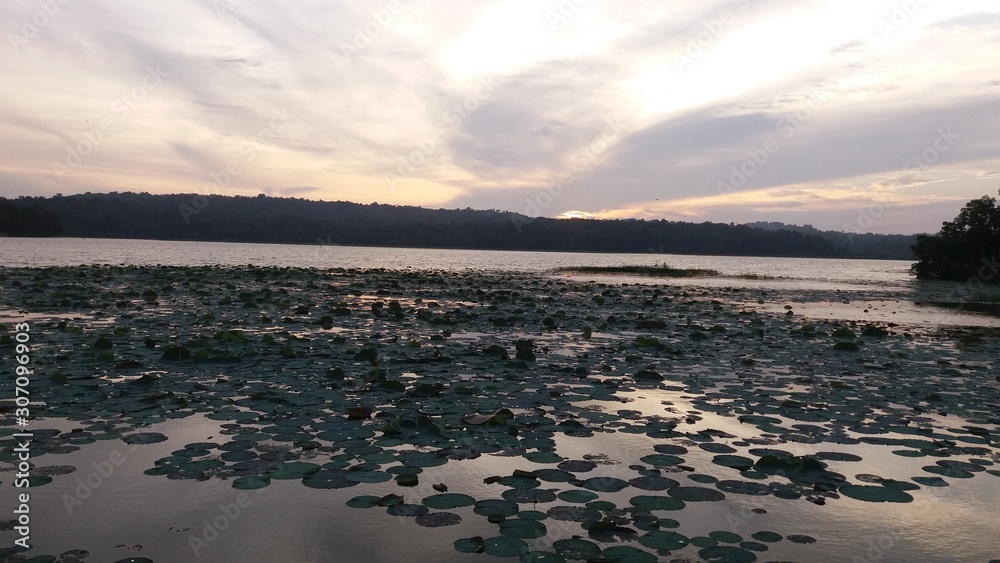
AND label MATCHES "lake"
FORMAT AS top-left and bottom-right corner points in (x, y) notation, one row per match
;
(1, 240), (999, 563)
(2, 237), (997, 328)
